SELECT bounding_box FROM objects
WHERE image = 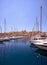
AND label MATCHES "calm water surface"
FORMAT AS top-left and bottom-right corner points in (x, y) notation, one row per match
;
(0, 39), (47, 65)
